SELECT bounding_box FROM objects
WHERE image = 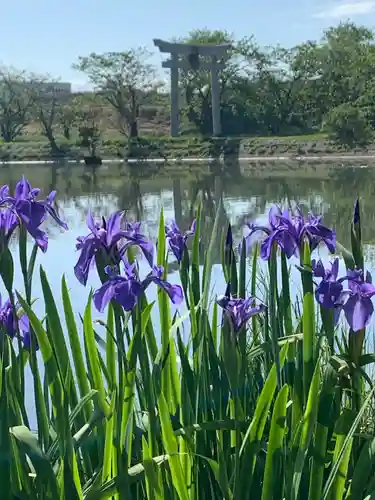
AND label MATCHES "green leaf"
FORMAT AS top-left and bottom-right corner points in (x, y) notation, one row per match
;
(205, 455), (233, 500)
(301, 240), (315, 404)
(83, 294), (109, 417)
(328, 410), (355, 500)
(0, 350), (11, 500)
(0, 246), (14, 294)
(142, 436), (163, 500)
(10, 425), (60, 498)
(322, 385), (375, 500)
(238, 343), (288, 496)
(347, 436), (375, 499)
(336, 241), (355, 271)
(40, 267), (78, 410)
(84, 454), (169, 499)
(291, 358), (321, 500)
(62, 276), (91, 410)
(157, 392), (189, 500)
(261, 384), (289, 500)
(105, 302), (116, 390)
(156, 208), (179, 413)
(102, 391), (116, 485)
(16, 293), (64, 422)
(358, 353), (375, 366)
